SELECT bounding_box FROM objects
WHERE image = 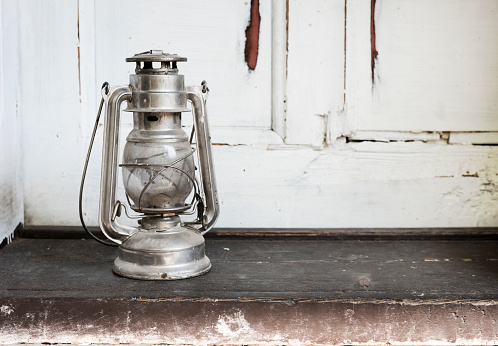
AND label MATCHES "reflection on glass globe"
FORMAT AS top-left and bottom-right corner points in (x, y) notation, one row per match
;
(121, 113), (194, 212)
